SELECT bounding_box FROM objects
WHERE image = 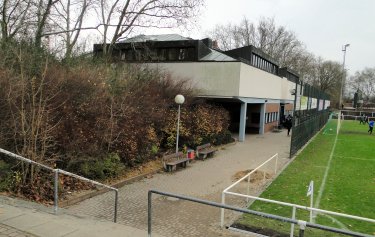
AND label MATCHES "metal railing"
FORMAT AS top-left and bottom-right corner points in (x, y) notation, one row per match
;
(221, 153), (278, 228)
(148, 189), (372, 237)
(220, 159), (375, 237)
(0, 148), (119, 222)
(222, 153), (278, 203)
